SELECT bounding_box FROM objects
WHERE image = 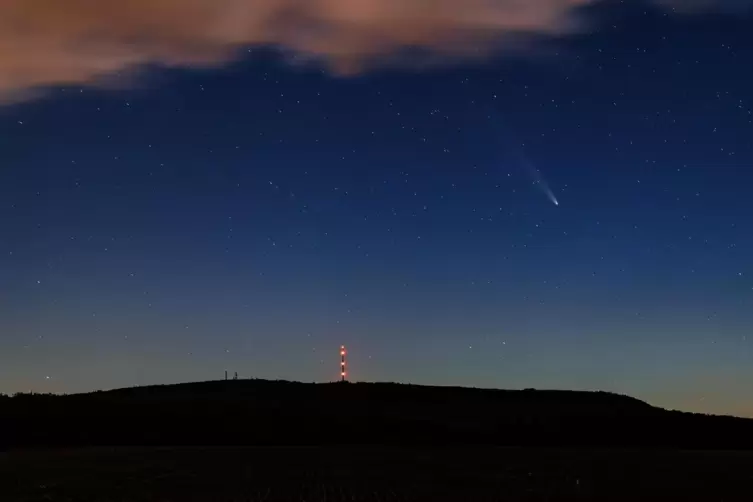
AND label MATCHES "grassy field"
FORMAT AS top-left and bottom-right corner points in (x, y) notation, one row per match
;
(3, 446), (753, 501)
